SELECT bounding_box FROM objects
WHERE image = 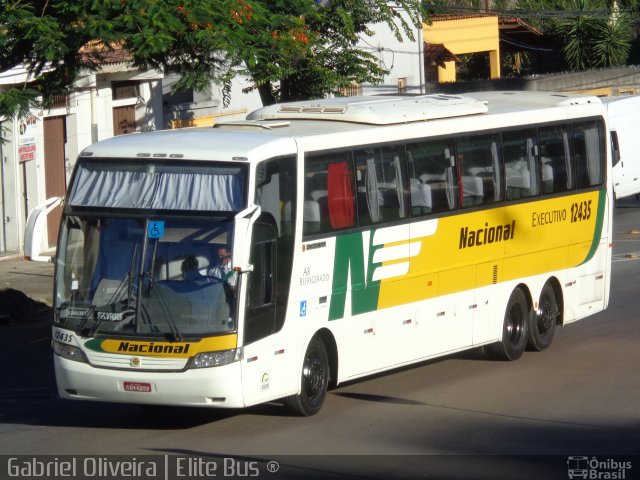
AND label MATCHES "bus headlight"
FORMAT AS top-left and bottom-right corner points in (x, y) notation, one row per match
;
(52, 341), (87, 363)
(190, 348), (242, 369)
